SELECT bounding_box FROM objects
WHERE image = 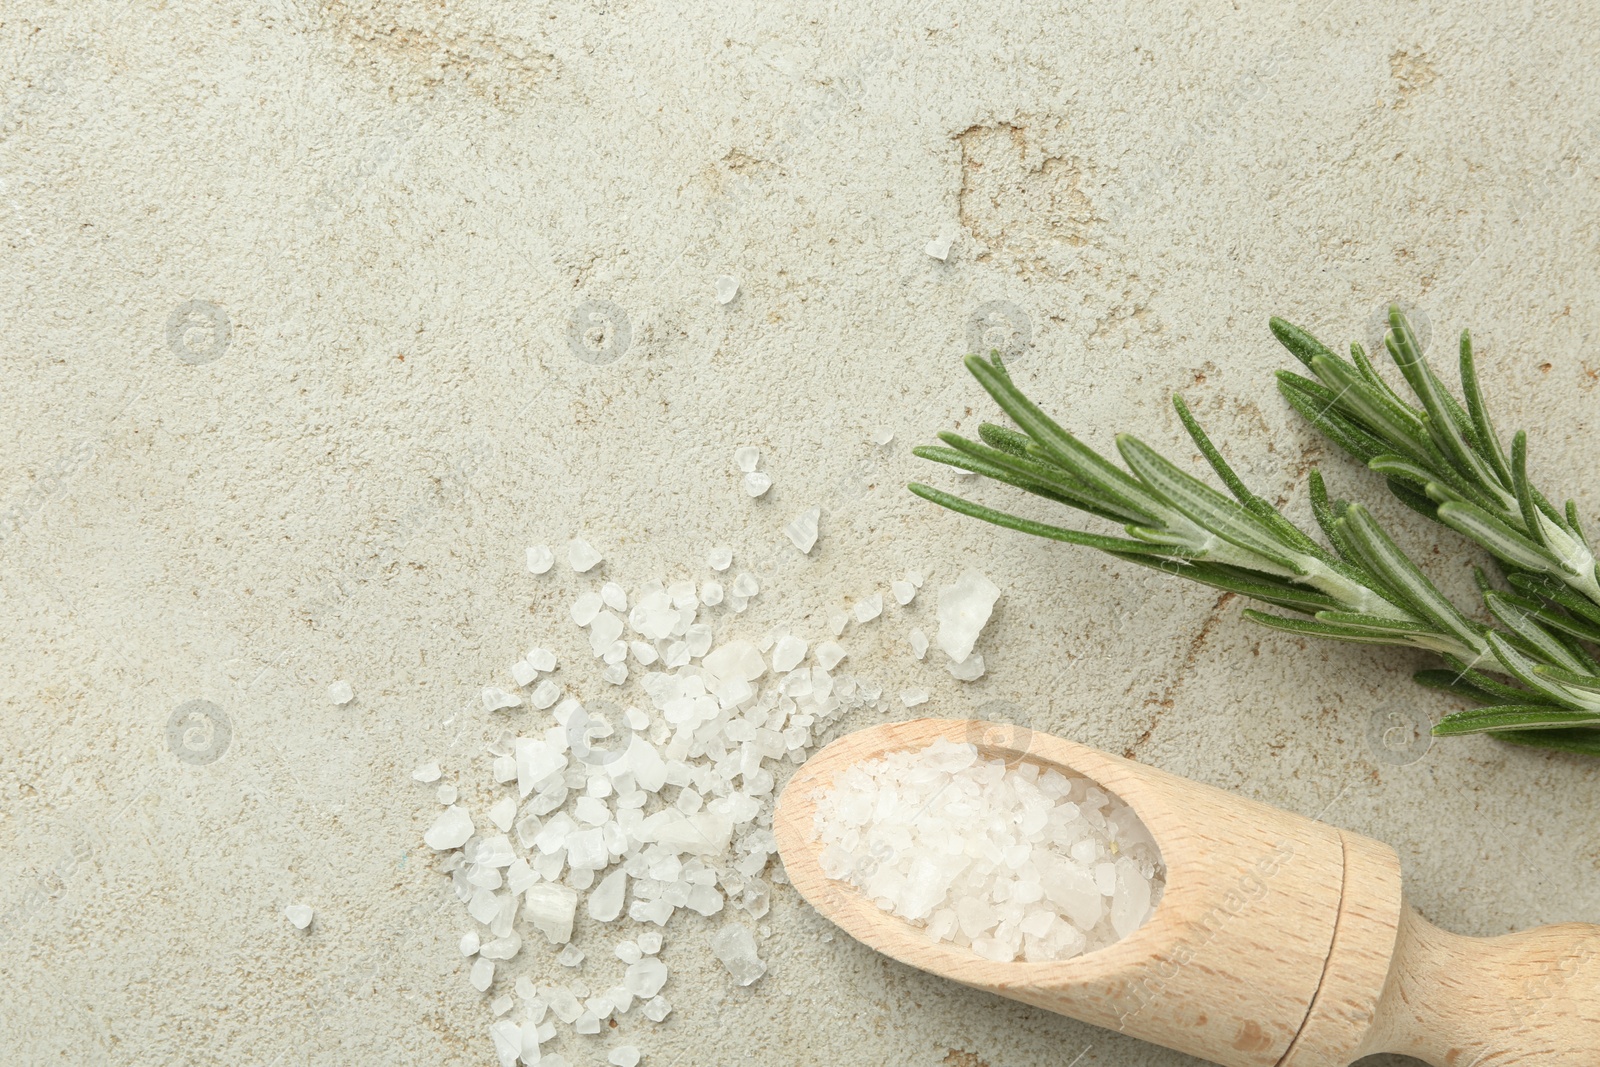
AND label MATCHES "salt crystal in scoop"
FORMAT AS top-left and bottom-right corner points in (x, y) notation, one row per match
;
(812, 739), (1165, 963)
